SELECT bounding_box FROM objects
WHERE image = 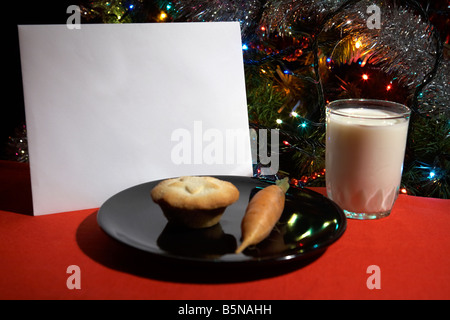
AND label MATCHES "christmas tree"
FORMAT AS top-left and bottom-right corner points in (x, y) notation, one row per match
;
(9, 0), (450, 198)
